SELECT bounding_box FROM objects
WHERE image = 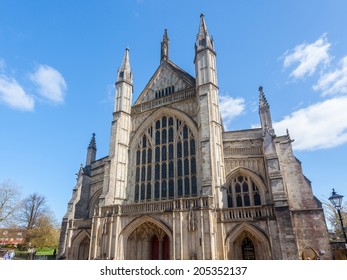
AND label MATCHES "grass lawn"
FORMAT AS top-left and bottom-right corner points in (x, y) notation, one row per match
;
(13, 247), (57, 259)
(35, 247), (56, 256)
